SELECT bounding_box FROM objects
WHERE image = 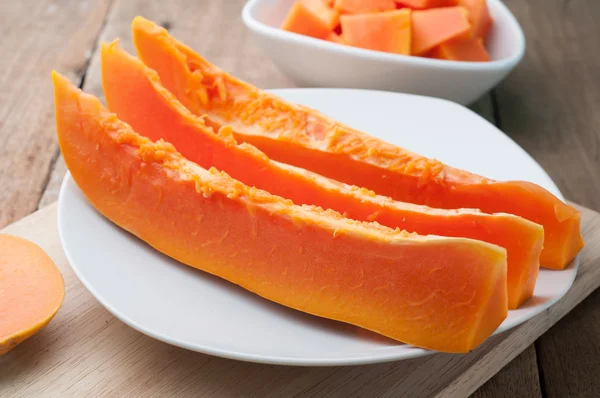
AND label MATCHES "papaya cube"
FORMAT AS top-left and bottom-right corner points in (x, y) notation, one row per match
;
(411, 6), (471, 55)
(281, 2), (332, 39)
(341, 9), (411, 55)
(458, 0), (492, 40)
(432, 37), (490, 62)
(334, 0), (397, 14)
(300, 0), (340, 30)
